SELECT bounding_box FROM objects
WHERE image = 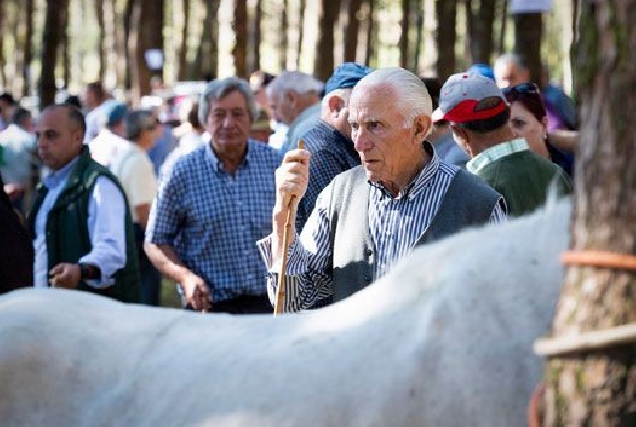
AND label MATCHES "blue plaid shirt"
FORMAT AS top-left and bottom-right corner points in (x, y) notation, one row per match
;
(297, 120), (360, 230)
(146, 140), (282, 302)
